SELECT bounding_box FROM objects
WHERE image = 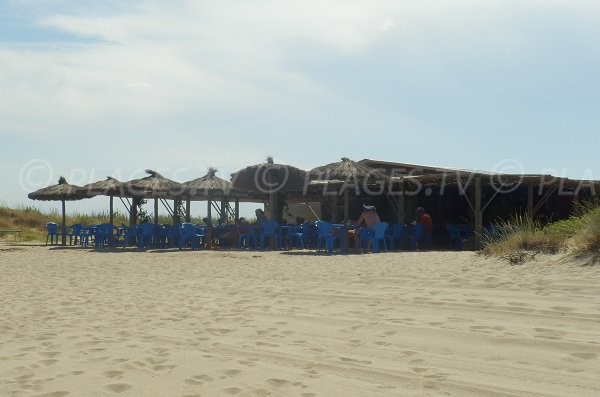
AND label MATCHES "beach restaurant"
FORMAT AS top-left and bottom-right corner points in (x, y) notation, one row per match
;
(30, 158), (600, 251)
